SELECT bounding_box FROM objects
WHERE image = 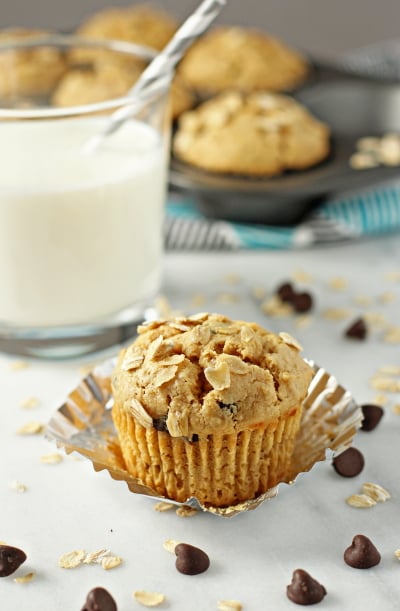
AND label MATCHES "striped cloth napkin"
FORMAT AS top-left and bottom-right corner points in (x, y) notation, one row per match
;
(165, 39), (400, 250)
(165, 186), (400, 250)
